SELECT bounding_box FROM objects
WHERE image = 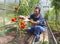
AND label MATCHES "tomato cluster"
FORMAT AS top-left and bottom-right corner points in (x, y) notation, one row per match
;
(20, 21), (26, 29)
